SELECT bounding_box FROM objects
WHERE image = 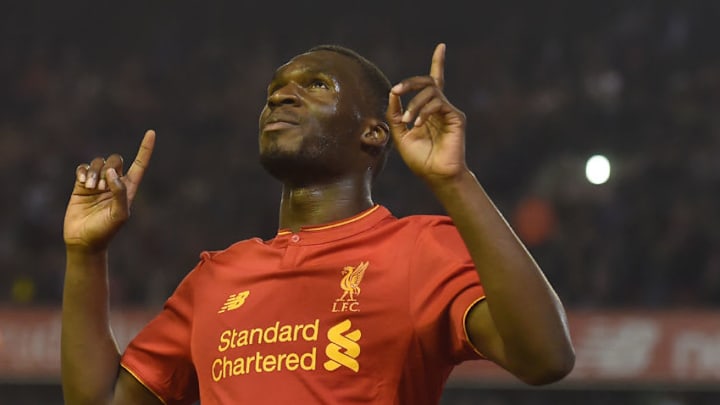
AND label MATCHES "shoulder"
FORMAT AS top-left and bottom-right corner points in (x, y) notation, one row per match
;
(368, 212), (462, 254)
(197, 237), (267, 263)
(393, 213), (458, 234)
(174, 238), (267, 288)
(393, 214), (468, 255)
(397, 213), (454, 226)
